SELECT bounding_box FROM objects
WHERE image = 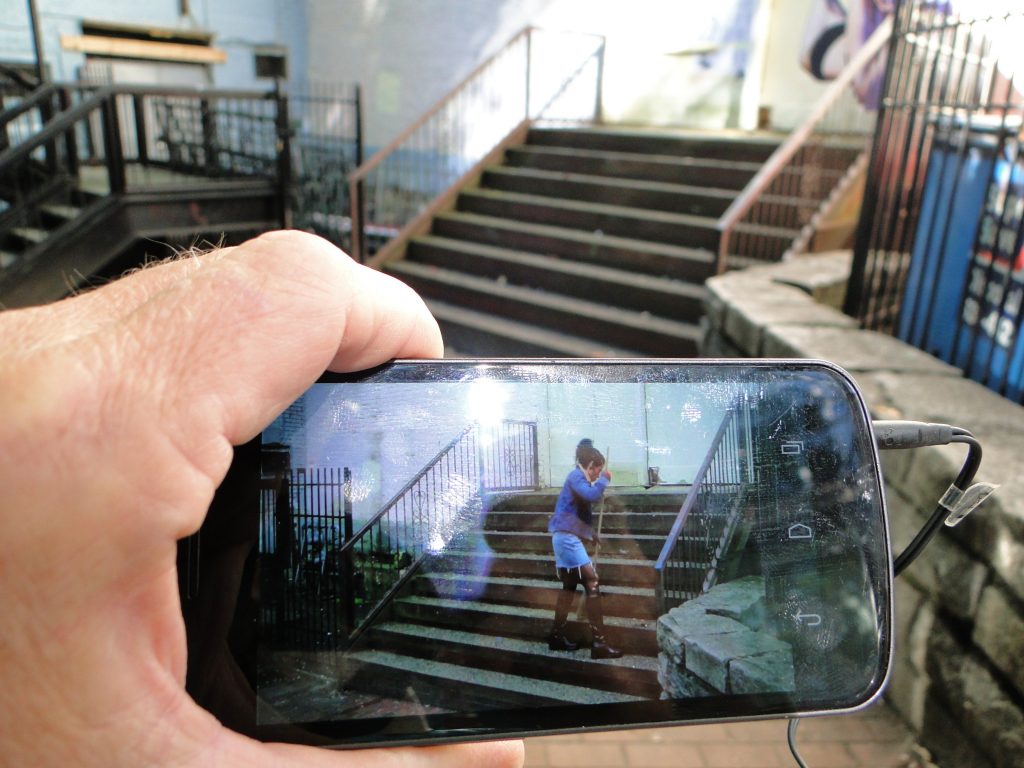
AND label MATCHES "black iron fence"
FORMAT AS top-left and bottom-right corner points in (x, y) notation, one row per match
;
(845, 3), (1024, 404)
(655, 401), (753, 611)
(260, 420), (539, 651)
